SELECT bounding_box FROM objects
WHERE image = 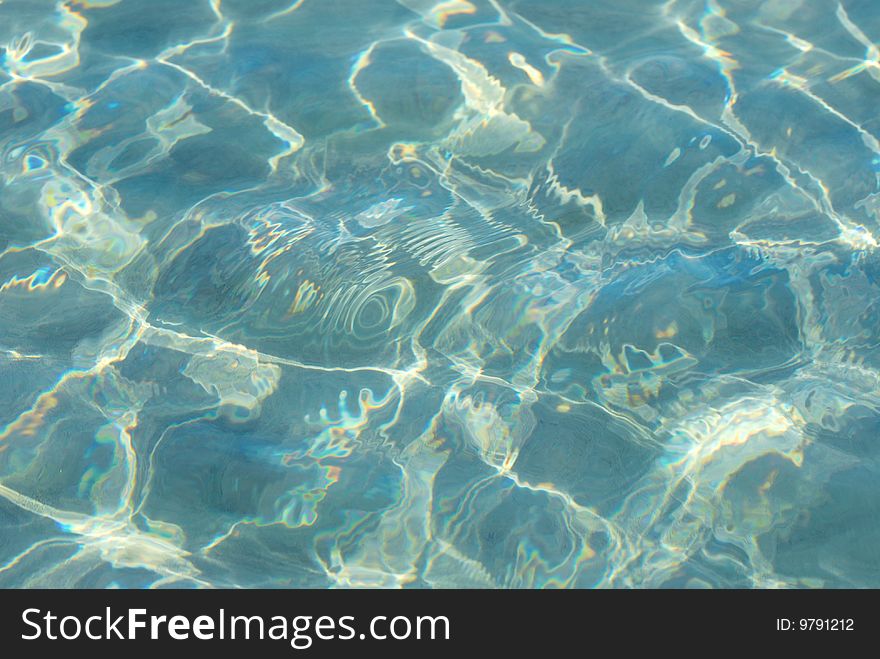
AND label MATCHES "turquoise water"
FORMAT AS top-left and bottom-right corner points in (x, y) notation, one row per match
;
(1, 0), (879, 588)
